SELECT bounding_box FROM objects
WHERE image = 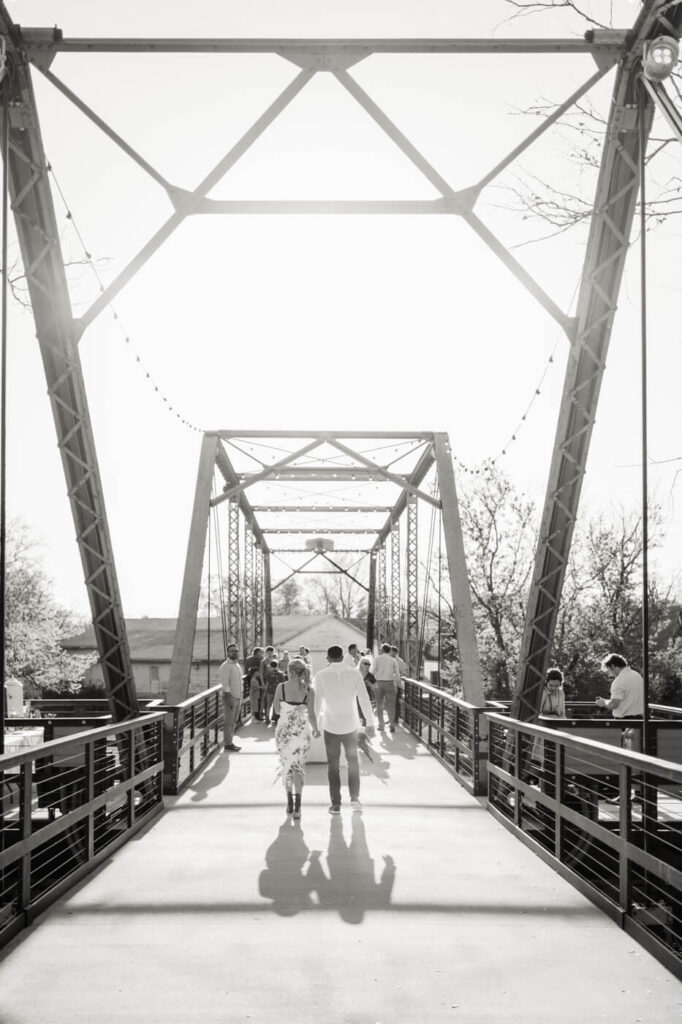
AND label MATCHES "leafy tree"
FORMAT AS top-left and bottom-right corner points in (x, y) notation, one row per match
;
(4, 519), (95, 697)
(457, 460), (537, 698)
(272, 578), (303, 616)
